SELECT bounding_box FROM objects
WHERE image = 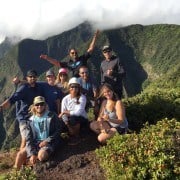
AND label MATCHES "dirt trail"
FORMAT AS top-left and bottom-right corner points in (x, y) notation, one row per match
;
(35, 131), (105, 180)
